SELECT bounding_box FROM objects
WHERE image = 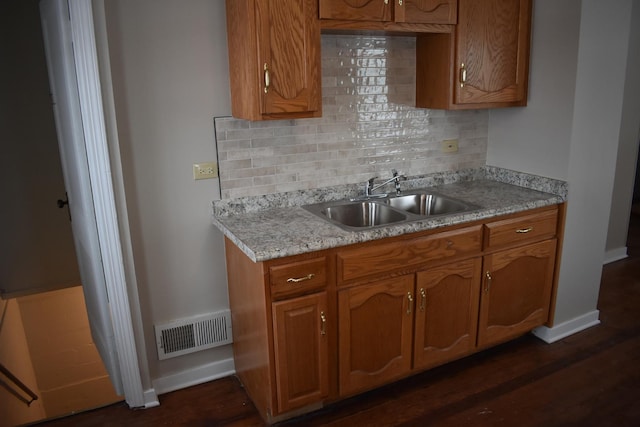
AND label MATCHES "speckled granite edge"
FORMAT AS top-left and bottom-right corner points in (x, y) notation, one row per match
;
(212, 166), (567, 217)
(483, 166), (568, 199)
(211, 167), (568, 262)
